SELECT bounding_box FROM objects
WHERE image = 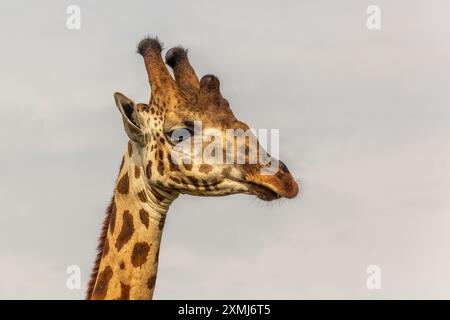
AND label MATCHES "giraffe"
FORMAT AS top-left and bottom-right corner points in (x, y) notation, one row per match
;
(86, 37), (299, 300)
